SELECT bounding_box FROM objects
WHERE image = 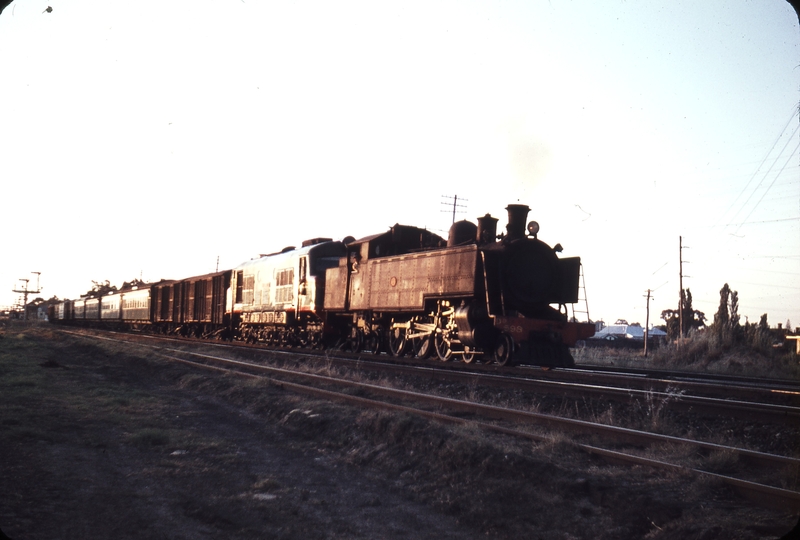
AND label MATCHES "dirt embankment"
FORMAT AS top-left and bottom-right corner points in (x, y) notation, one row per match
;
(0, 325), (797, 539)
